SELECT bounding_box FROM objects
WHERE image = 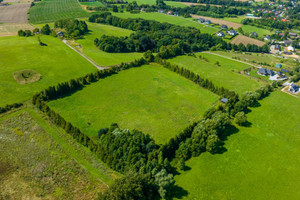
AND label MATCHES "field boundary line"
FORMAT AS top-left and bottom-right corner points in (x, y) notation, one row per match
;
(62, 39), (106, 70)
(281, 86), (300, 99)
(27, 107), (111, 188)
(203, 51), (259, 68)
